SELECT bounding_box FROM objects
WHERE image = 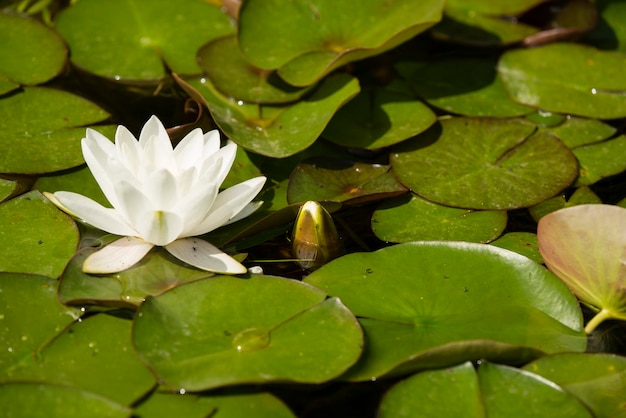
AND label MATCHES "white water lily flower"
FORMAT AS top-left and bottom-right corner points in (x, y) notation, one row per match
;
(45, 116), (266, 274)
